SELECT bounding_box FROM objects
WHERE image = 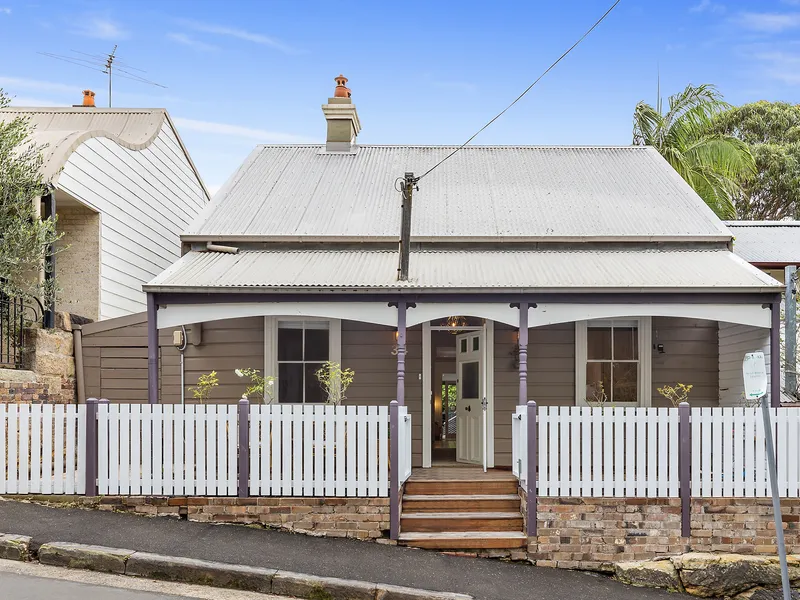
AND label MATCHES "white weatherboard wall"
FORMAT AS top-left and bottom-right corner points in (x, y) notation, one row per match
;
(719, 323), (770, 406)
(57, 121), (206, 319)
